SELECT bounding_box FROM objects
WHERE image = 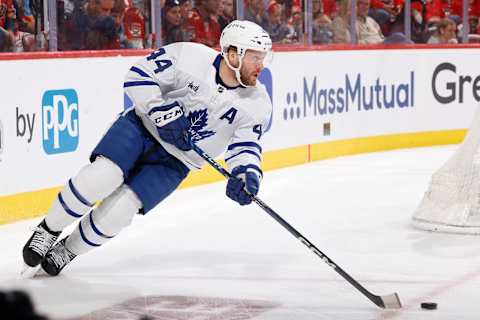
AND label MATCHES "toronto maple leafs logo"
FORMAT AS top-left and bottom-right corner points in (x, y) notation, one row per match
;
(188, 109), (215, 142)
